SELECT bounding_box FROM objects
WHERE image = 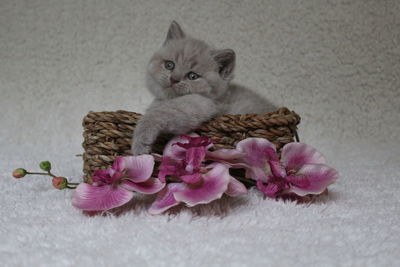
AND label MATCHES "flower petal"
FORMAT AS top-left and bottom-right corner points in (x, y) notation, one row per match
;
(158, 156), (185, 183)
(92, 168), (116, 184)
(269, 160), (287, 178)
(180, 173), (202, 184)
(163, 133), (199, 160)
(120, 178), (165, 194)
(148, 183), (185, 215)
(72, 183), (133, 211)
(112, 155), (155, 183)
(206, 149), (246, 162)
(257, 180), (279, 198)
(185, 146), (207, 173)
(245, 166), (269, 182)
(176, 135), (213, 150)
(281, 143), (326, 172)
(173, 163), (231, 207)
(286, 164), (338, 196)
(225, 178), (247, 197)
(236, 138), (278, 167)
